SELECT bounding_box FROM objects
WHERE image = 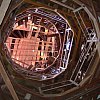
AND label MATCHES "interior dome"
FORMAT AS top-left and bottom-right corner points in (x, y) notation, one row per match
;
(5, 8), (74, 80)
